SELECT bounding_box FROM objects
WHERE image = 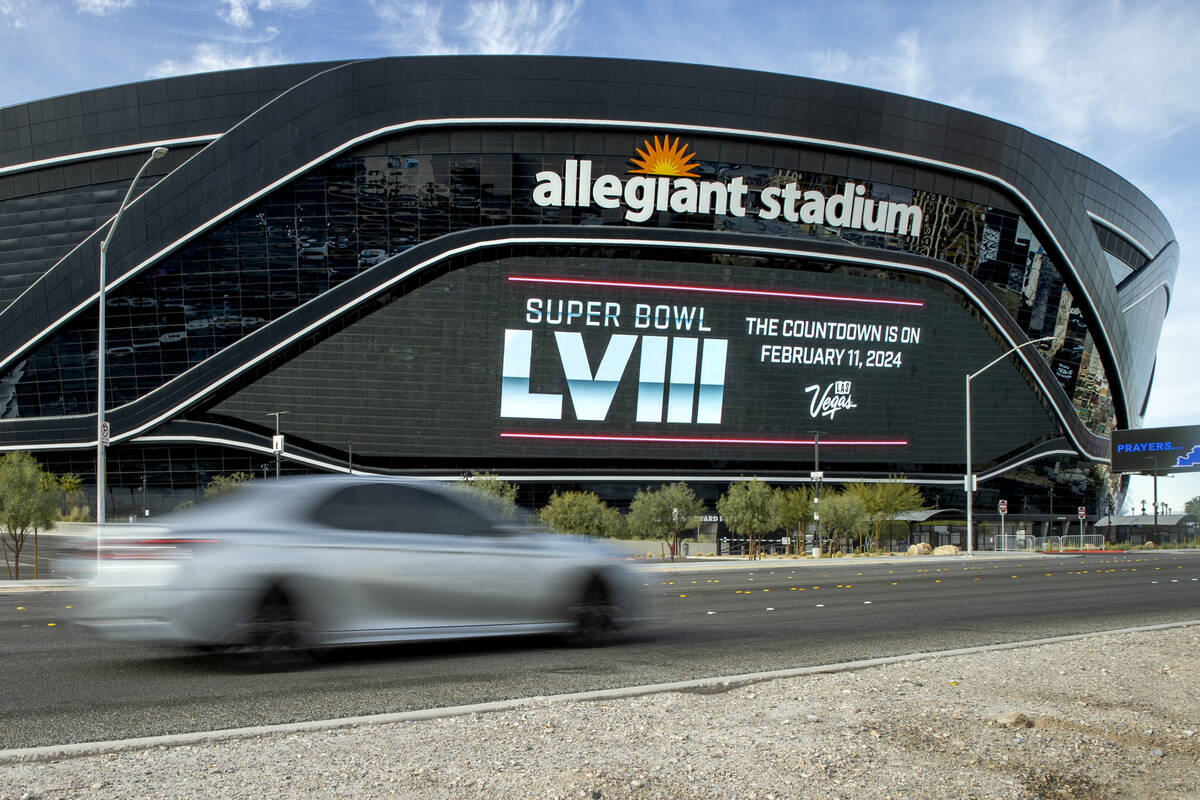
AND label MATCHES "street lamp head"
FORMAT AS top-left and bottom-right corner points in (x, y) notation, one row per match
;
(151, 147), (168, 160)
